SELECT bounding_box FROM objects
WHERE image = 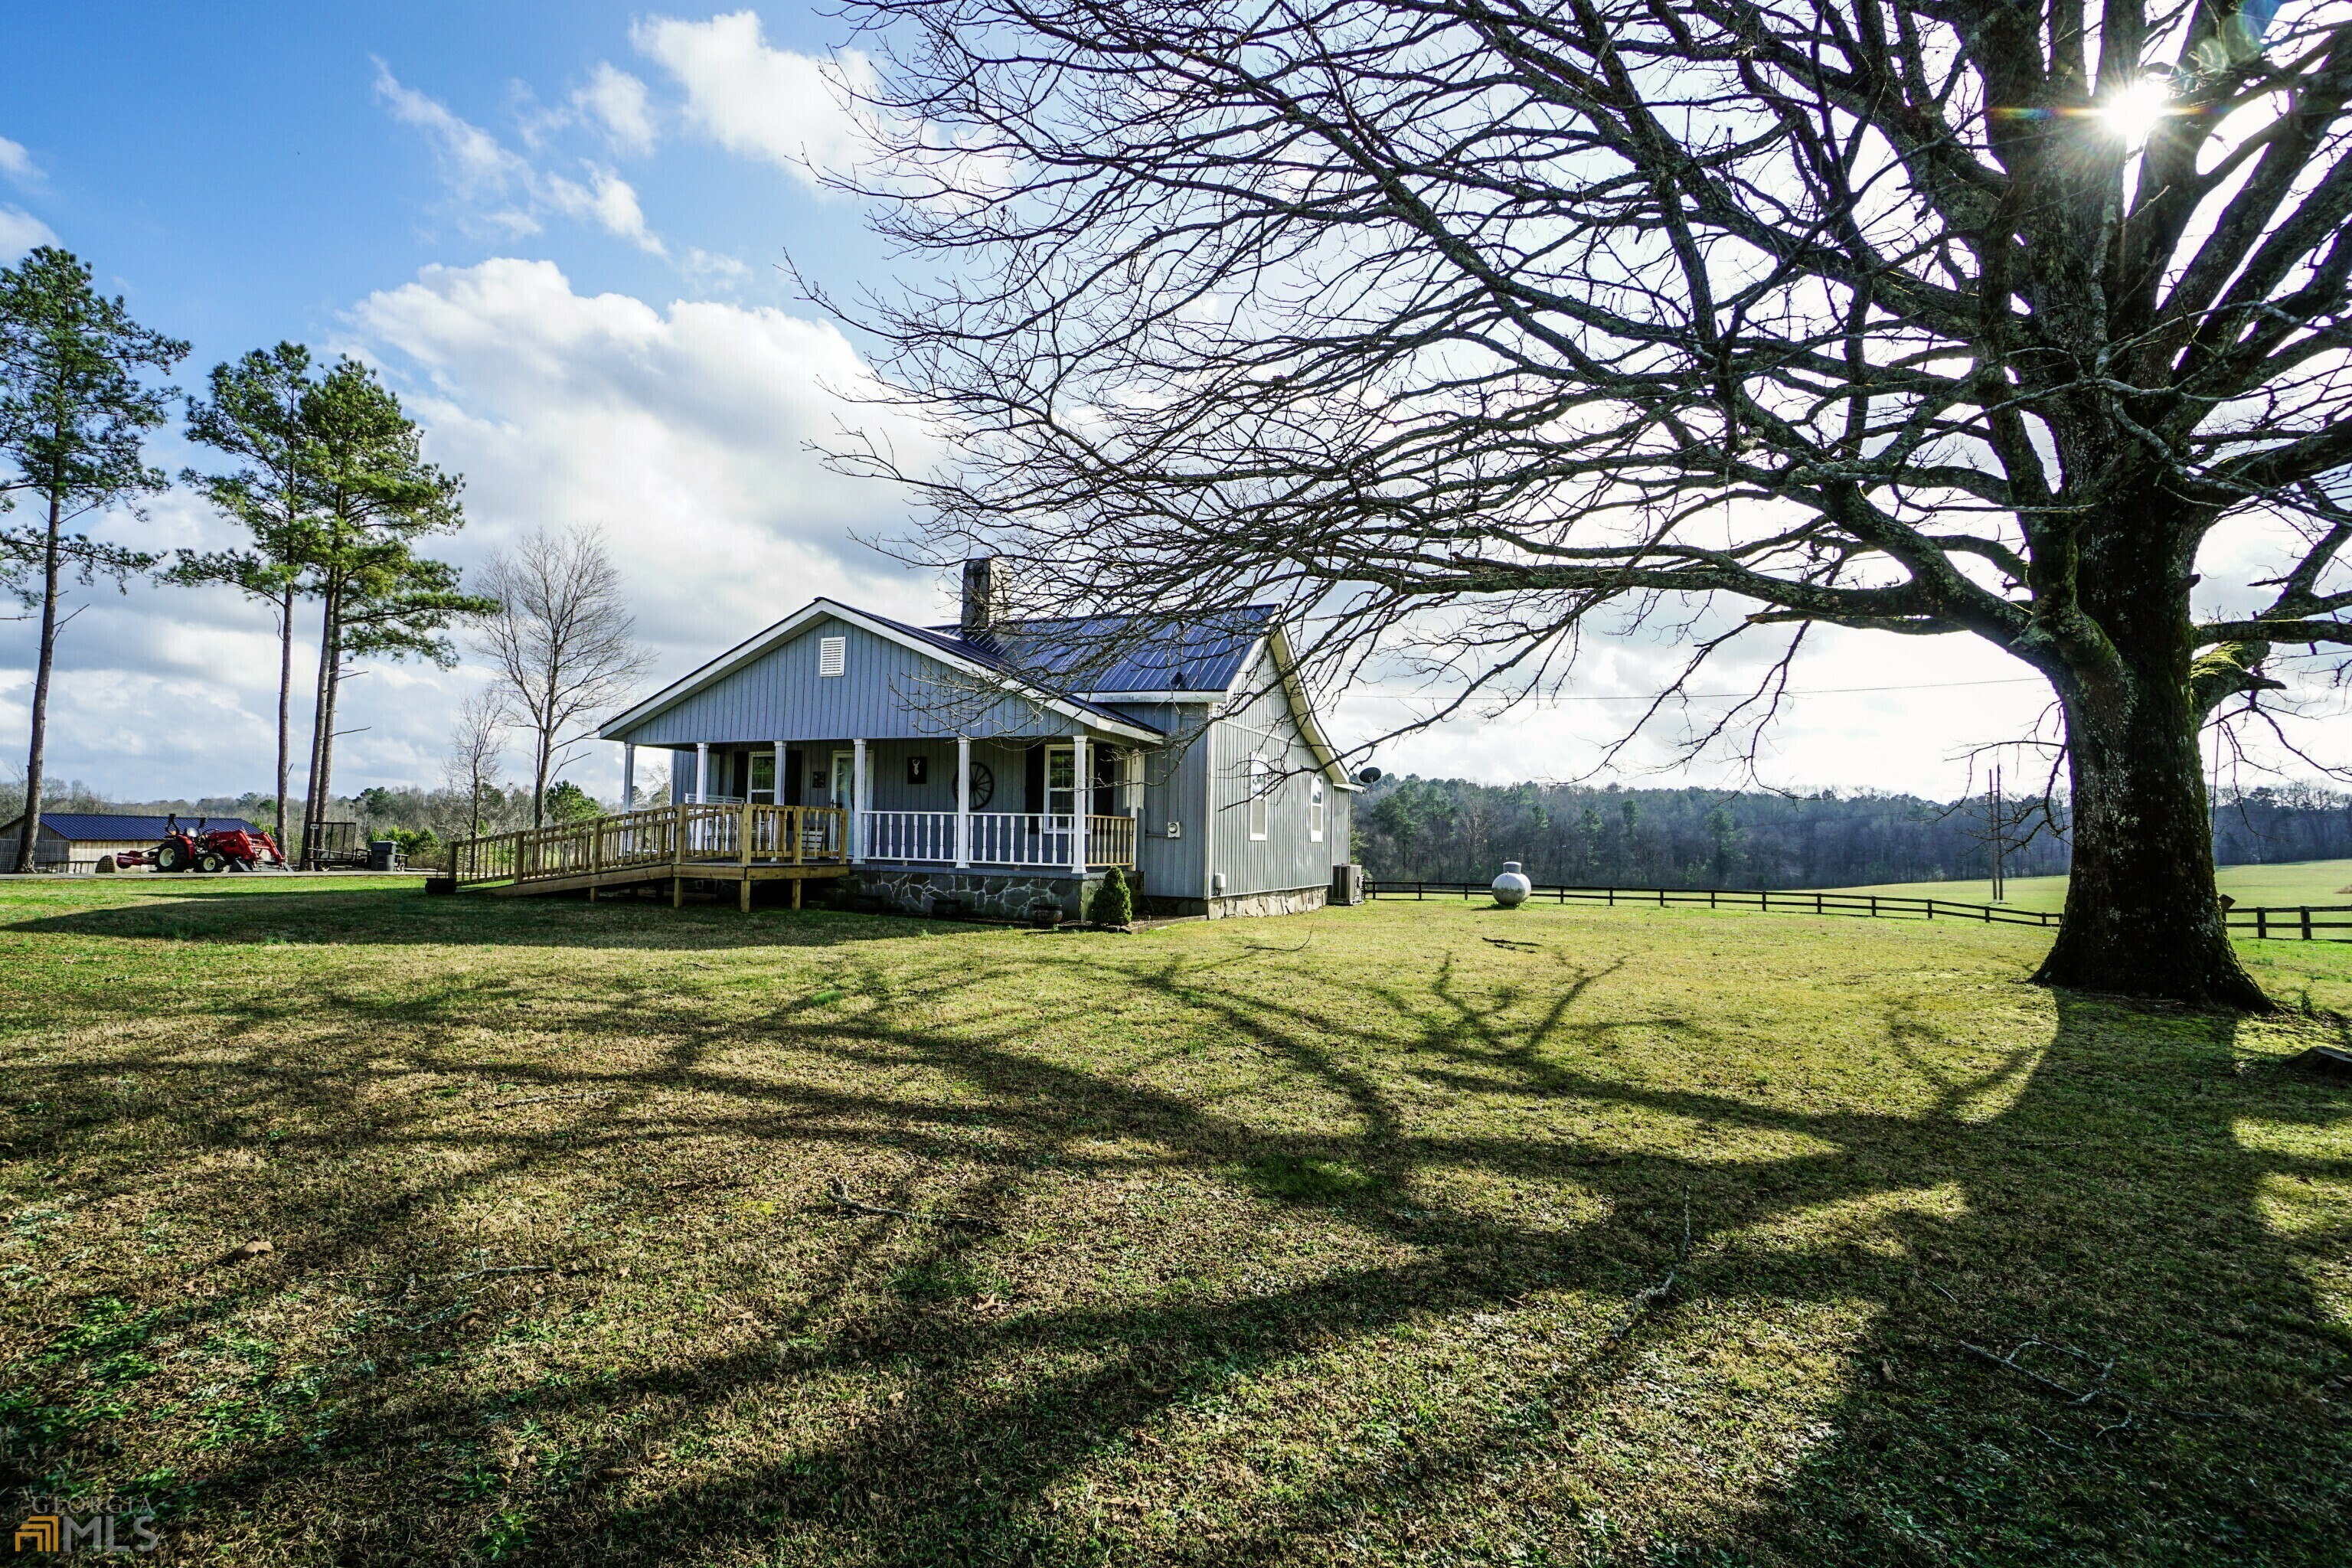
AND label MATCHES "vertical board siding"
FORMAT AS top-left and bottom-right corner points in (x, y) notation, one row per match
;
(1131, 704), (1212, 899)
(1207, 649), (1341, 898)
